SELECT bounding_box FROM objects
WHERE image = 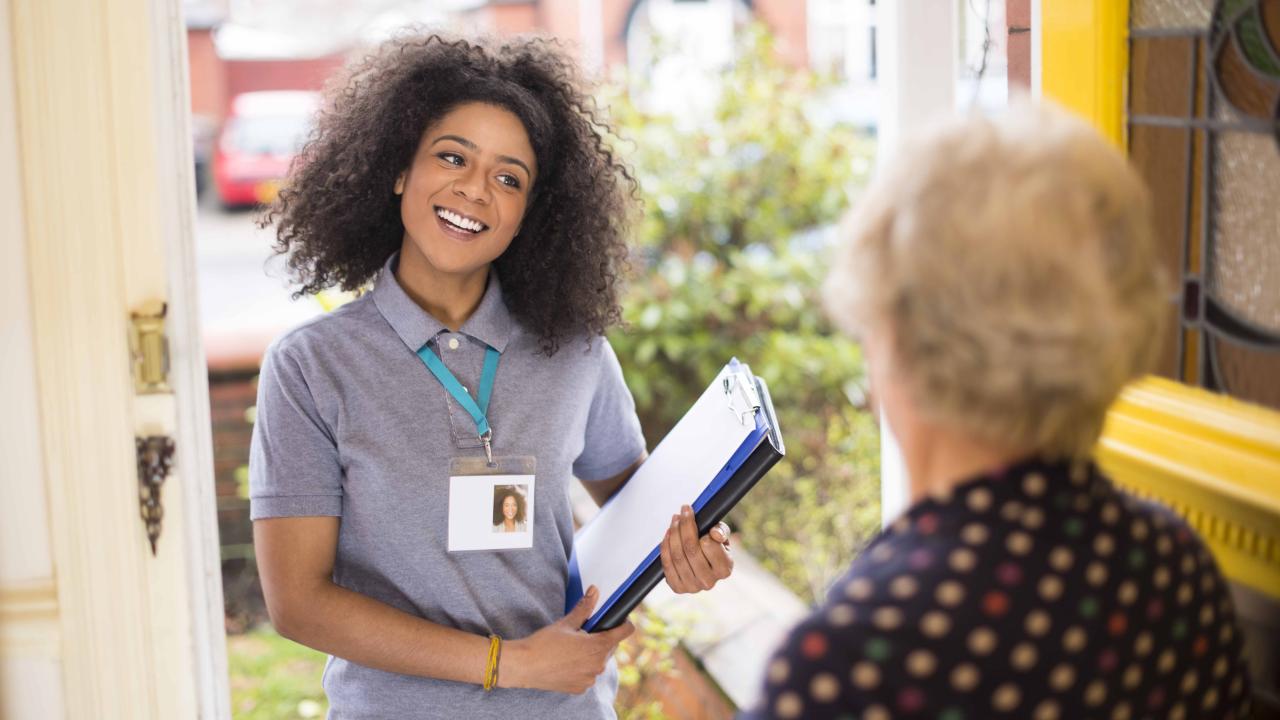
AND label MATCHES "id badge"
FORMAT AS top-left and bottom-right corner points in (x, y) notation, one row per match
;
(447, 456), (536, 552)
